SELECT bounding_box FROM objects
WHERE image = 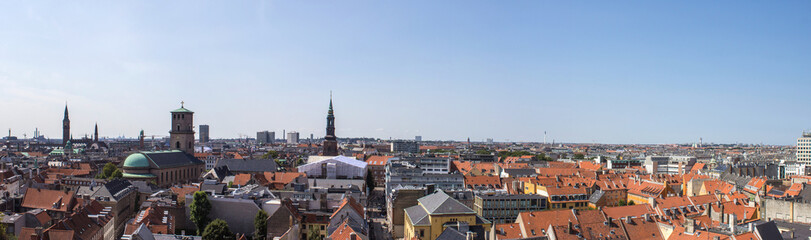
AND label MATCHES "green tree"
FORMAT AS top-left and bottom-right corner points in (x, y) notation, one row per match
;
(254, 210), (268, 240)
(107, 169), (123, 180)
(475, 149), (491, 155)
(573, 153), (585, 160)
(307, 226), (323, 240)
(202, 219), (233, 240)
(618, 199), (627, 206)
(190, 191), (212, 235)
(536, 153), (552, 161)
(261, 151), (279, 160)
(628, 200), (636, 206)
(97, 162), (117, 179)
(365, 169), (376, 191)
